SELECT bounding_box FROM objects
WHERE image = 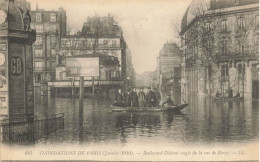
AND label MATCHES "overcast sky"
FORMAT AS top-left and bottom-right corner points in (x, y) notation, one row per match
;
(28, 0), (191, 74)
